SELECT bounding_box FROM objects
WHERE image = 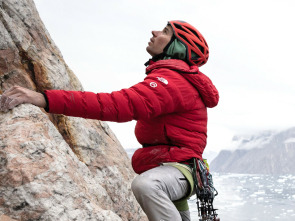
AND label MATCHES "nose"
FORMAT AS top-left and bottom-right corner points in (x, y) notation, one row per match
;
(152, 30), (160, 37)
